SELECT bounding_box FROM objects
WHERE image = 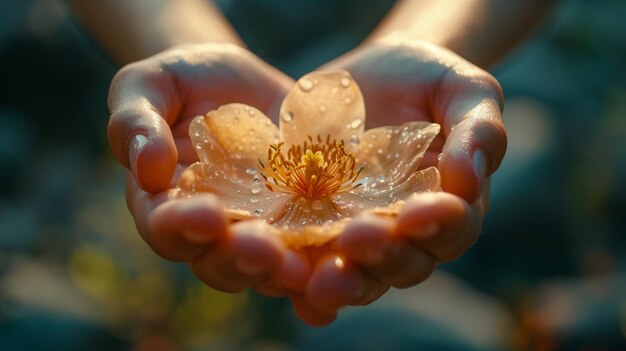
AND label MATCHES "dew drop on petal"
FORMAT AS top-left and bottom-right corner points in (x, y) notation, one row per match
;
(437, 153), (443, 161)
(344, 96), (352, 104)
(401, 127), (409, 137)
(300, 219), (307, 225)
(253, 209), (263, 216)
(340, 77), (351, 88)
(349, 134), (360, 145)
(377, 148), (384, 155)
(250, 182), (262, 194)
(281, 111), (294, 123)
(350, 118), (363, 129)
(298, 77), (314, 92)
(311, 200), (323, 210)
(246, 168), (257, 175)
(194, 131), (201, 137)
(377, 175), (385, 183)
(195, 143), (202, 150)
(248, 128), (255, 136)
(250, 197), (259, 203)
(318, 103), (327, 113)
